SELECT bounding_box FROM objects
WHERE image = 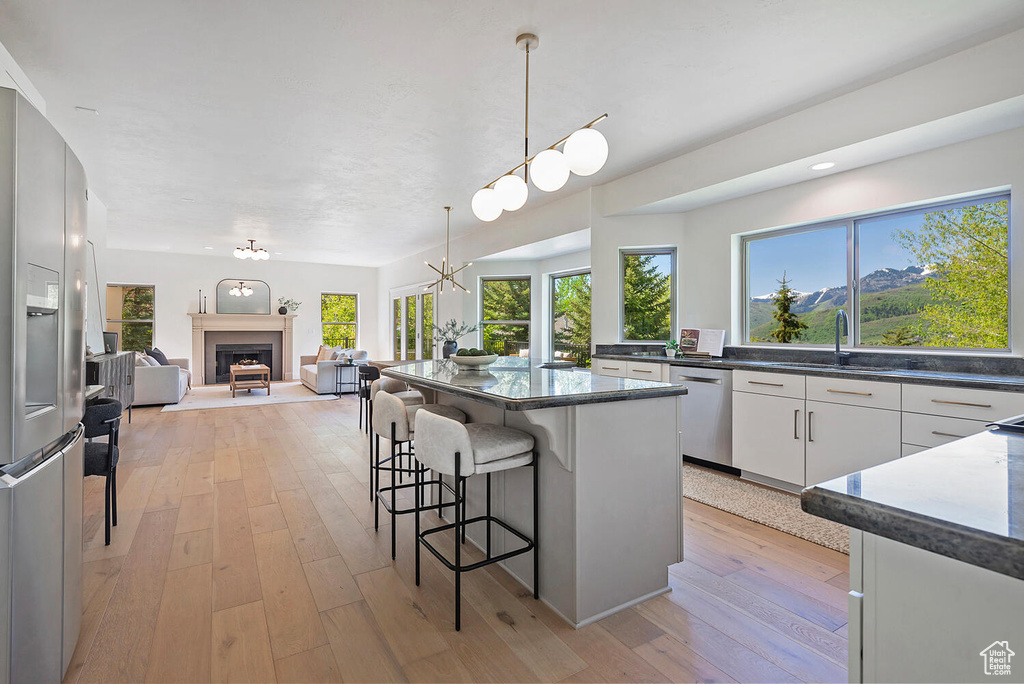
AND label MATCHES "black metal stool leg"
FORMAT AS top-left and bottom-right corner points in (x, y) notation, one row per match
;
(111, 466), (118, 526)
(104, 473), (111, 546)
(374, 434), (381, 530)
(533, 454), (539, 599)
(460, 477), (467, 544)
(454, 452), (462, 631)
(414, 463), (421, 586)
(391, 424), (397, 560)
(486, 472), (492, 558)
